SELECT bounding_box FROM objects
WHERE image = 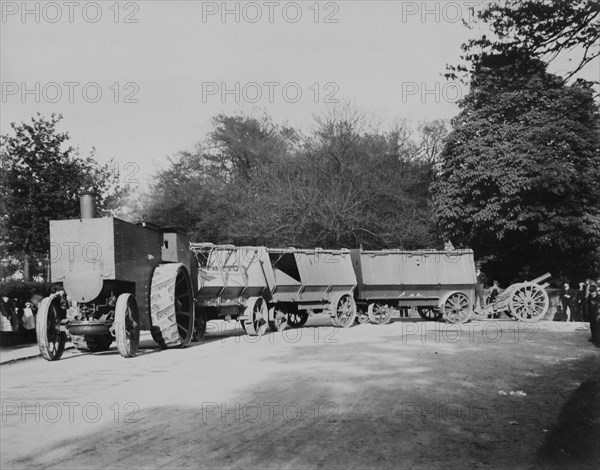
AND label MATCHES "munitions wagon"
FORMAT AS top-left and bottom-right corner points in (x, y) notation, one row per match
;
(350, 248), (477, 324)
(36, 194), (196, 361)
(191, 244), (357, 334)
